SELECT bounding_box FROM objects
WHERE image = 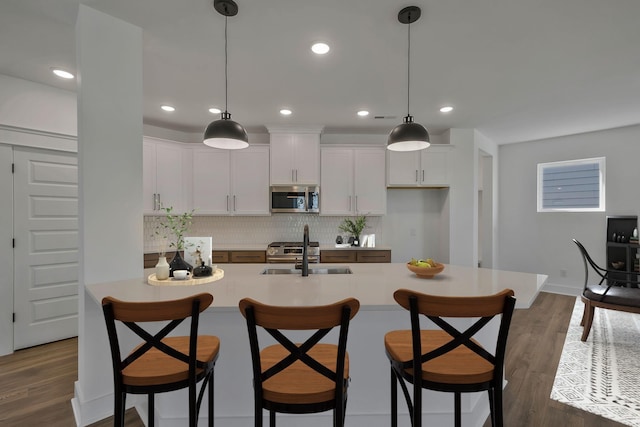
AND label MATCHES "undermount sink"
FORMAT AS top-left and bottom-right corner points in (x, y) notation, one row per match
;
(260, 267), (352, 275)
